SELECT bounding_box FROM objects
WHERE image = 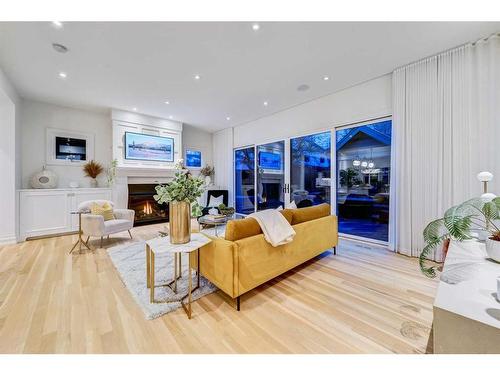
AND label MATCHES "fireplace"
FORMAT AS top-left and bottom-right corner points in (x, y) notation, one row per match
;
(128, 184), (168, 226)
